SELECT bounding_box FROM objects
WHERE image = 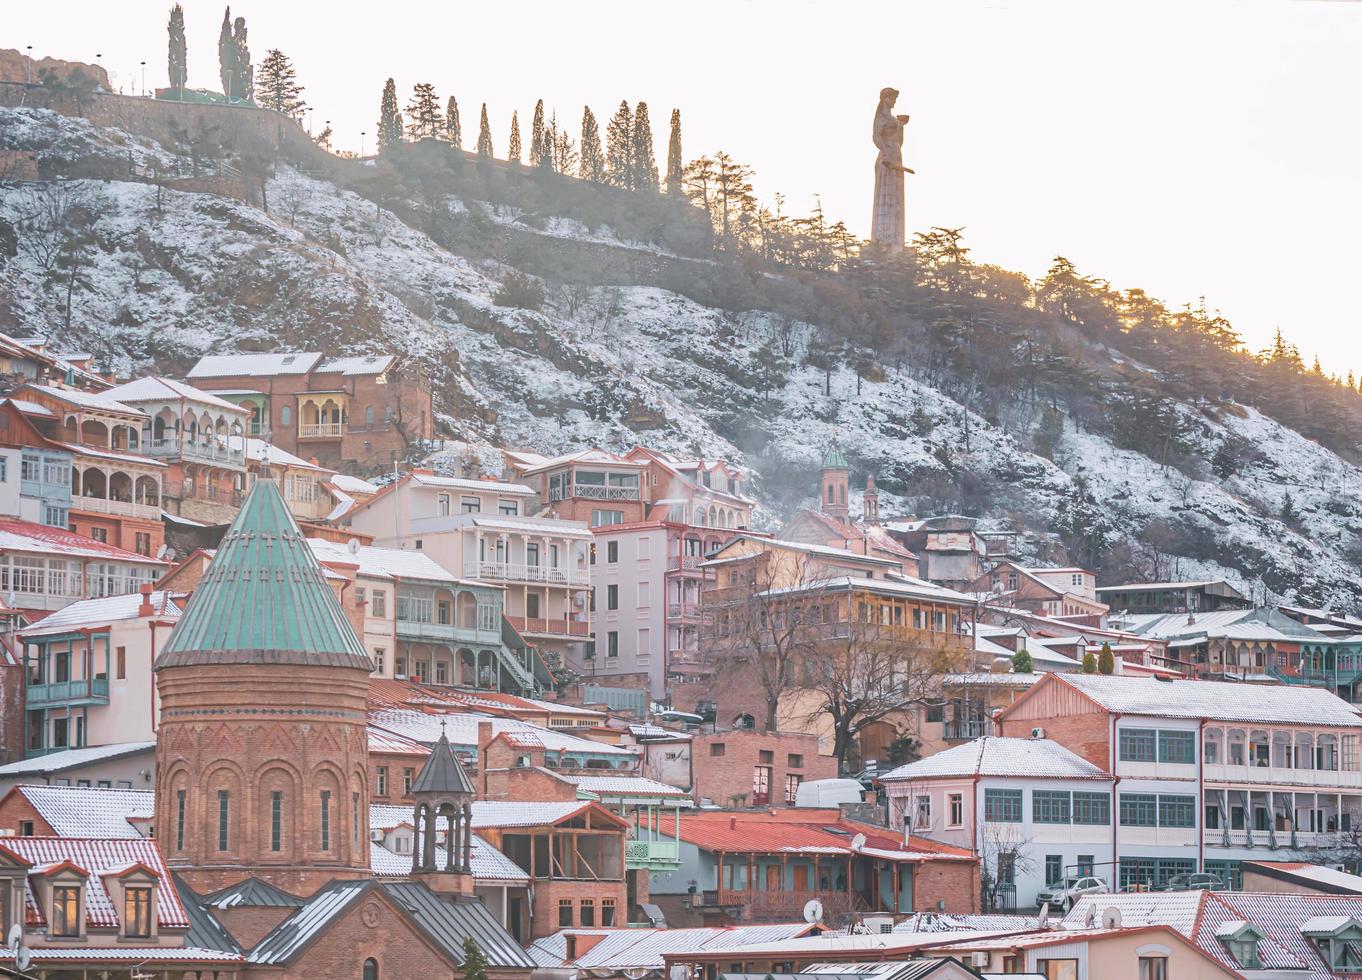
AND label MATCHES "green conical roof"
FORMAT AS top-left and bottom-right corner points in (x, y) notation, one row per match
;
(410, 727), (475, 797)
(823, 443), (849, 470)
(157, 479), (373, 671)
